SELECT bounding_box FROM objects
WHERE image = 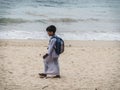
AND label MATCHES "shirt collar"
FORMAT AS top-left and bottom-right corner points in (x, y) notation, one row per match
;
(50, 34), (56, 39)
